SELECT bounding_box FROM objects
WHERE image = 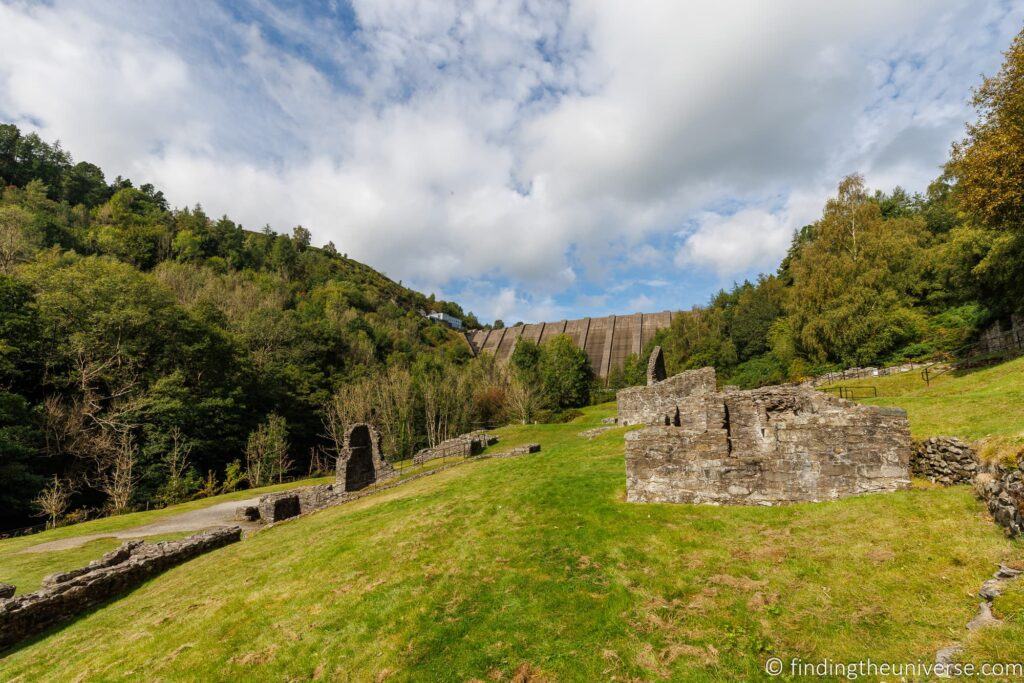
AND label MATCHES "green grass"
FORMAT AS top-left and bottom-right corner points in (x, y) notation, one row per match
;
(823, 355), (1024, 441)
(0, 477), (331, 595)
(1, 405), (1021, 681)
